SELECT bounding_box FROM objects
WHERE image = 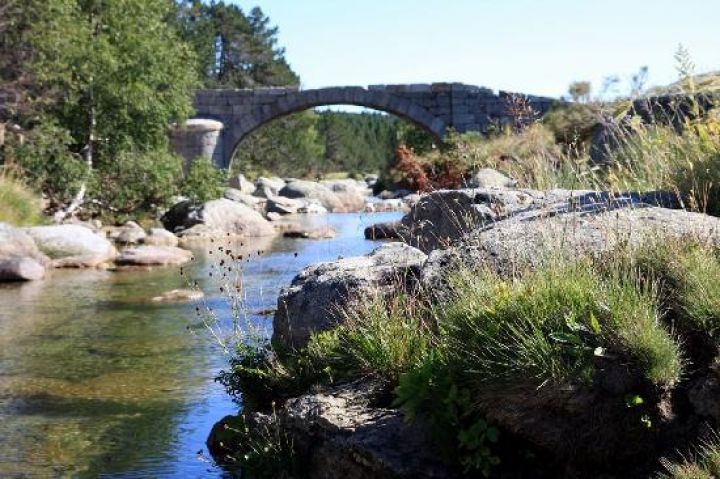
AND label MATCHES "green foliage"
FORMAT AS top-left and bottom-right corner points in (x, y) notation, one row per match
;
(181, 157), (225, 202)
(0, 173), (43, 225)
(542, 102), (602, 150)
(439, 124), (591, 190)
(174, 1), (298, 88)
(90, 148), (183, 215)
(31, 0), (198, 156)
(231, 111), (325, 179)
(568, 80), (592, 103)
(625, 240), (720, 344)
(231, 110), (401, 180)
(2, 121), (87, 206)
(217, 332), (341, 409)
